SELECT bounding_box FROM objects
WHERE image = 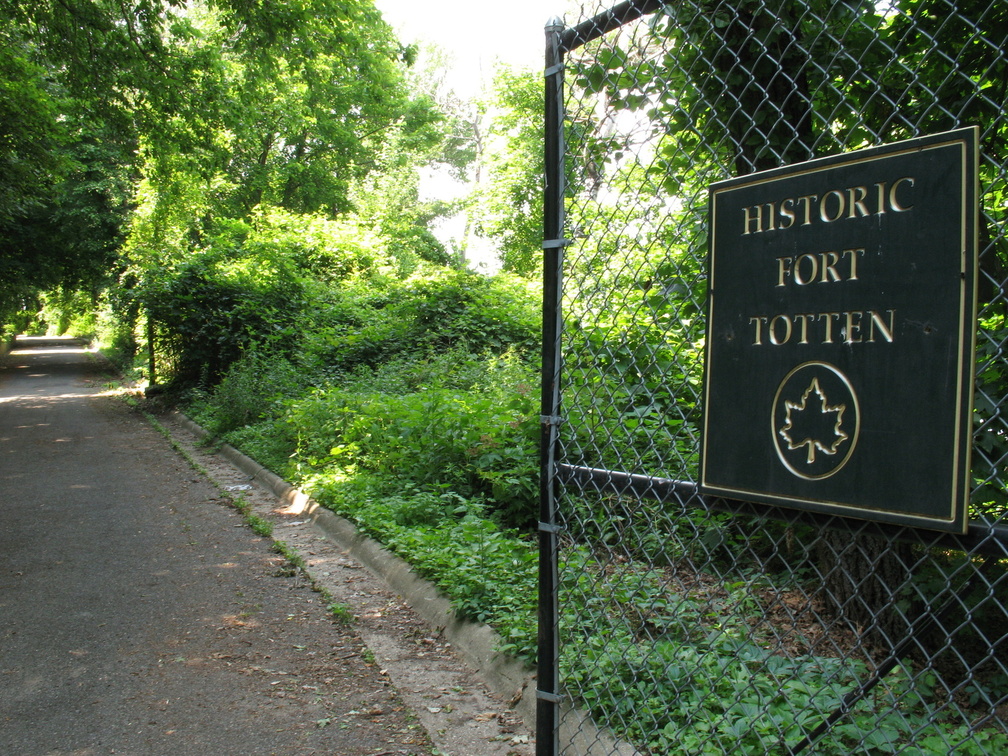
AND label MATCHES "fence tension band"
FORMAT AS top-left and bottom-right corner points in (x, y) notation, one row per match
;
(540, 414), (564, 427)
(542, 238), (570, 250)
(544, 63), (564, 79)
(538, 521), (564, 534)
(536, 689), (565, 704)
